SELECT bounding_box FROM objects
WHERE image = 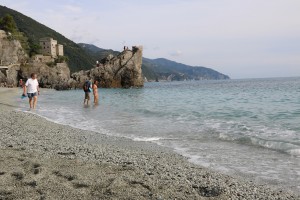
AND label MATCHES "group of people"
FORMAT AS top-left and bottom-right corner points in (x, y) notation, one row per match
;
(22, 73), (99, 109)
(83, 79), (99, 105)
